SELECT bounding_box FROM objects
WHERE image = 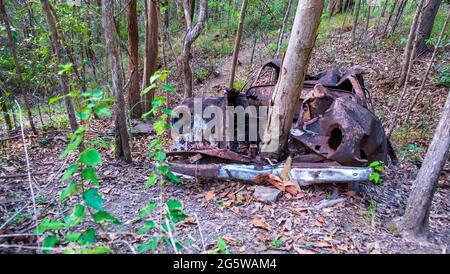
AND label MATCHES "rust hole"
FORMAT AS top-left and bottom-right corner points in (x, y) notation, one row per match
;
(328, 128), (343, 150)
